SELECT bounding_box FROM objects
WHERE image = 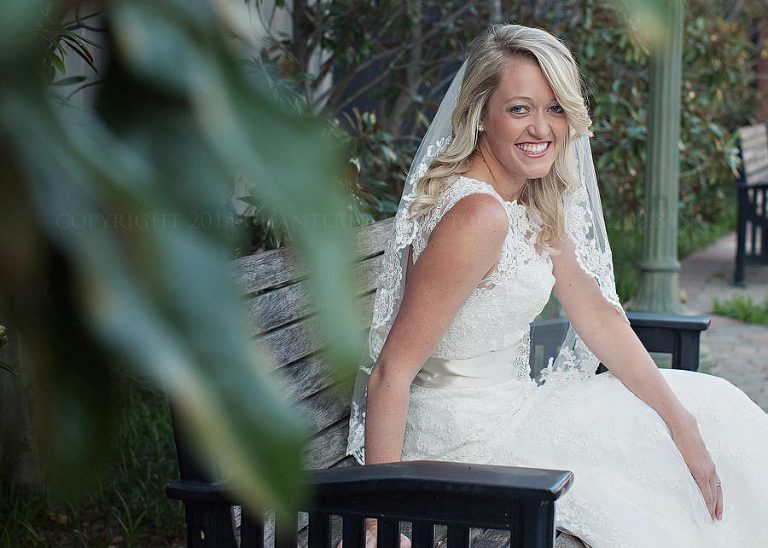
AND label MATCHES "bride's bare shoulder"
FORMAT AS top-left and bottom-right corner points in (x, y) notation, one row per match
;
(428, 190), (508, 252)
